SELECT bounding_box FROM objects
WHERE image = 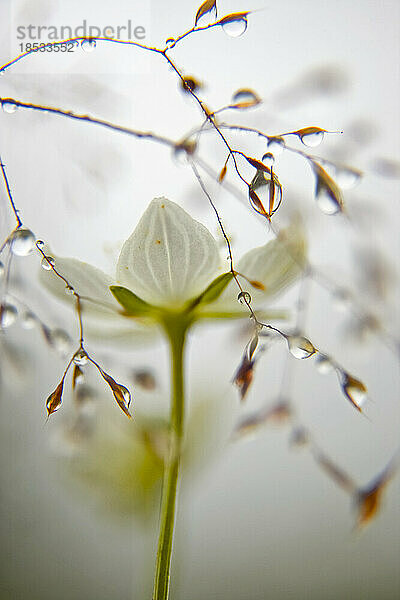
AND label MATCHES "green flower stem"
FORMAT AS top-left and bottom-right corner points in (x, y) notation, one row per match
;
(152, 316), (189, 600)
